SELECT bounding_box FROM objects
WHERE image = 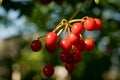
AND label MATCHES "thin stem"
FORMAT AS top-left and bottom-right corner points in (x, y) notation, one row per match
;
(63, 24), (68, 38)
(48, 53), (51, 65)
(69, 19), (82, 23)
(68, 27), (71, 34)
(57, 28), (63, 36)
(52, 23), (63, 32)
(61, 19), (68, 24)
(38, 35), (45, 40)
(52, 19), (68, 33)
(82, 16), (89, 19)
(69, 16), (89, 23)
(69, 0), (89, 20)
(67, 22), (71, 34)
(79, 34), (83, 40)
